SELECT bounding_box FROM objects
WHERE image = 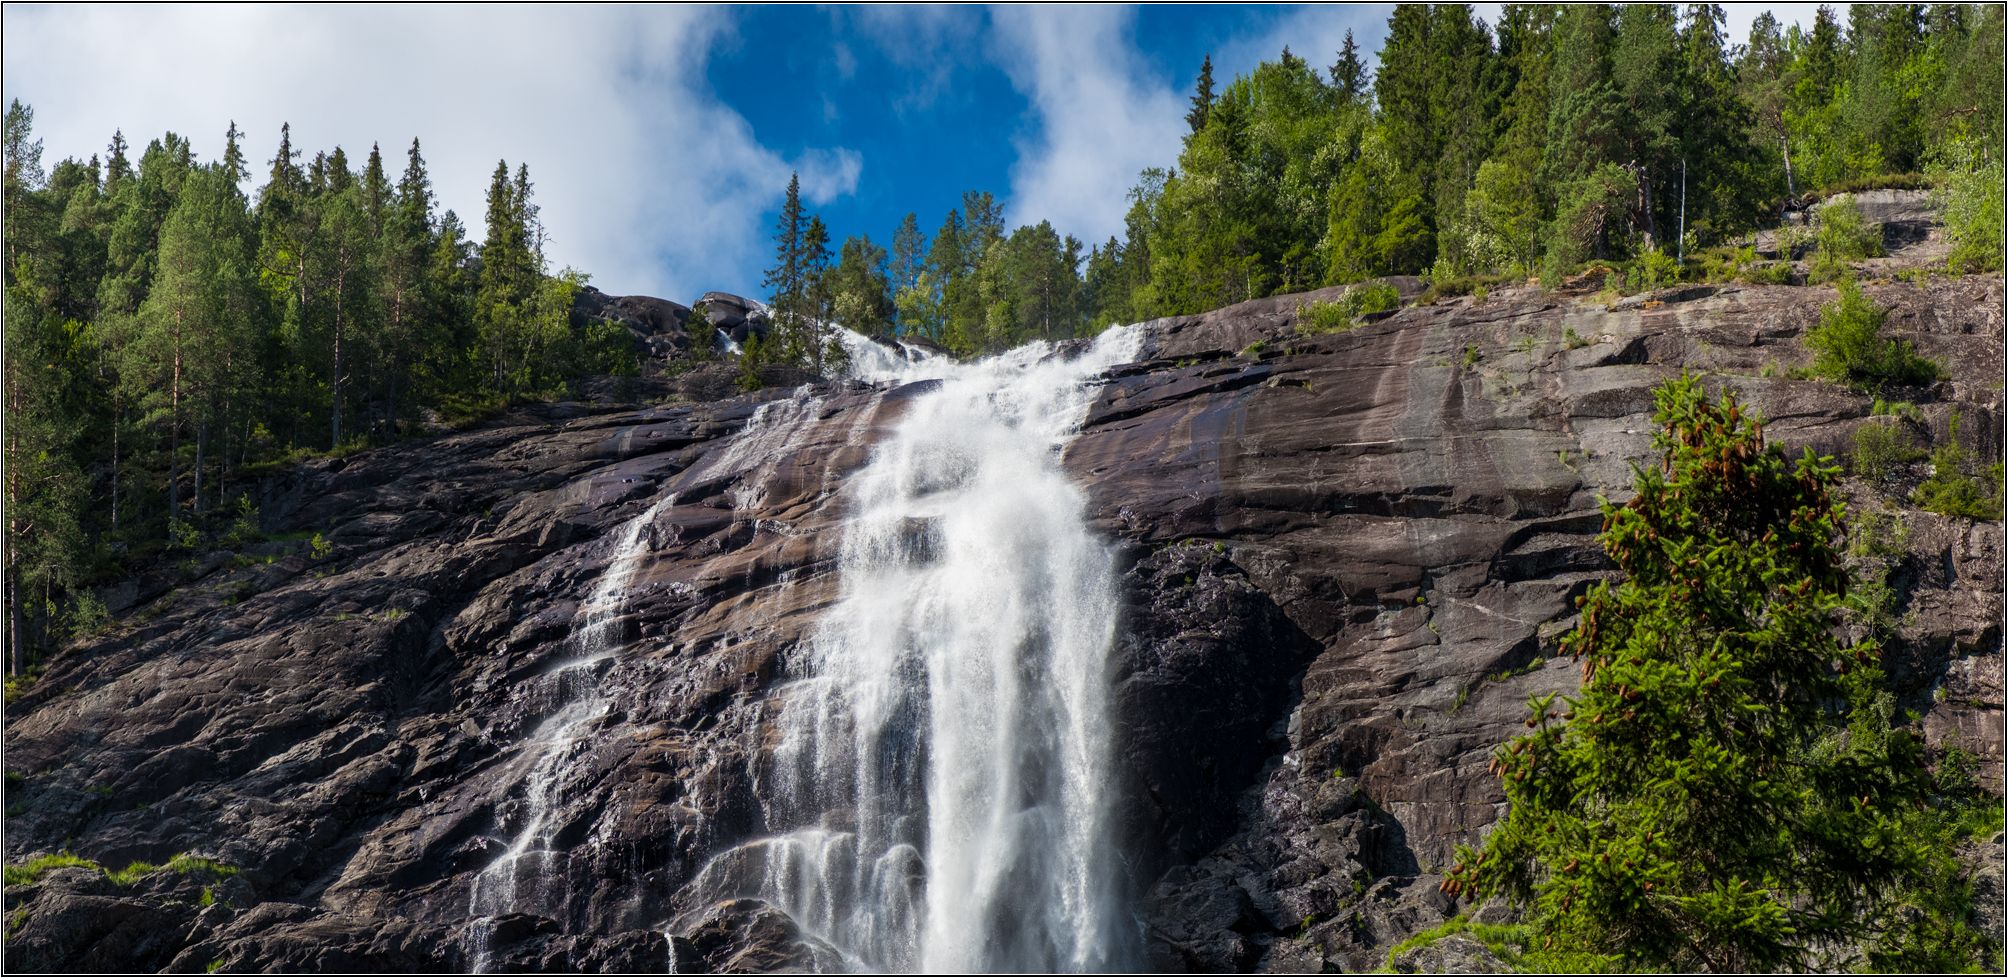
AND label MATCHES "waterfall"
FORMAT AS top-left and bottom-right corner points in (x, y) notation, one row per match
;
(467, 493), (677, 971)
(703, 325), (1143, 973)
